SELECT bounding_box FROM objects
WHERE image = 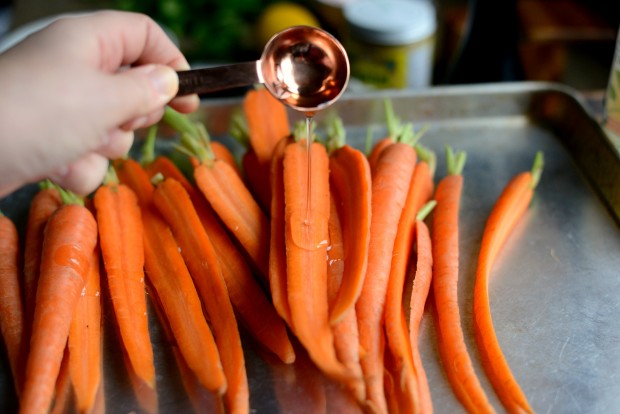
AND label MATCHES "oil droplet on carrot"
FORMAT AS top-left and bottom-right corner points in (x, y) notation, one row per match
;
(289, 210), (328, 251)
